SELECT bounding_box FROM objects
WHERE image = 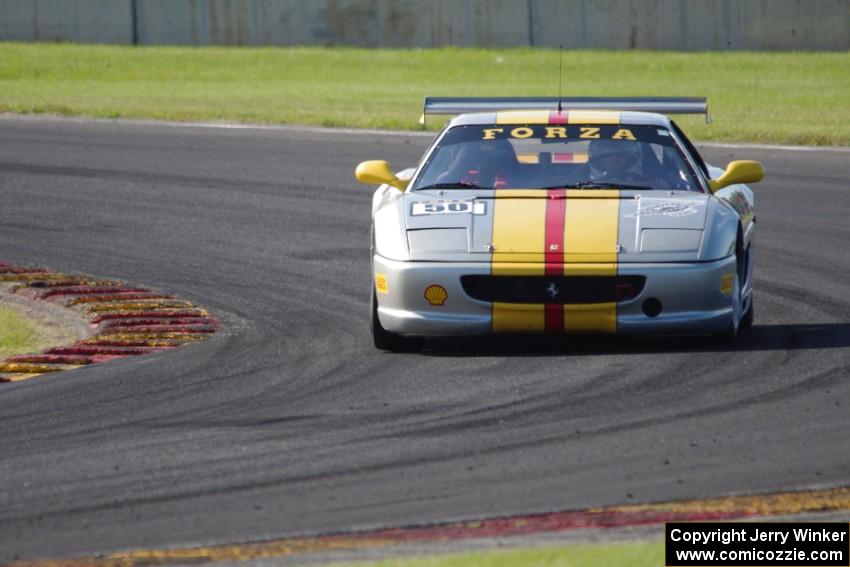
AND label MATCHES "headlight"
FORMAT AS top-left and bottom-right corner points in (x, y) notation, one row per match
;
(407, 228), (468, 256)
(640, 229), (702, 253)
